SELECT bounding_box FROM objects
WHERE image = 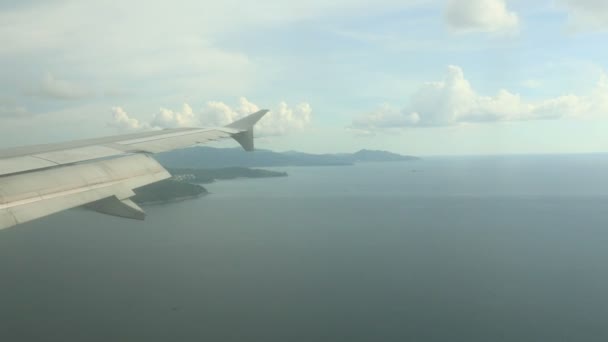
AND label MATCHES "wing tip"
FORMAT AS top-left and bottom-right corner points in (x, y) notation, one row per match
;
(225, 109), (269, 131)
(226, 109), (269, 152)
